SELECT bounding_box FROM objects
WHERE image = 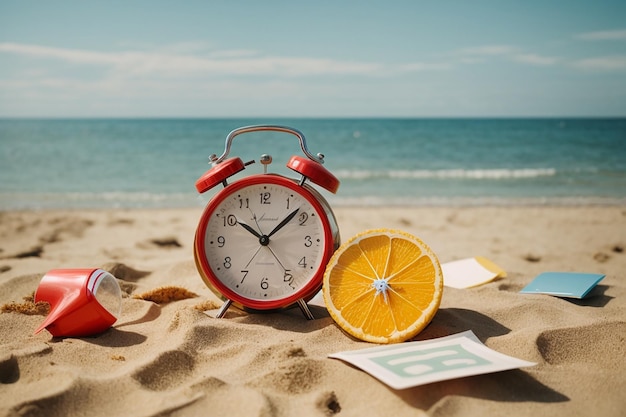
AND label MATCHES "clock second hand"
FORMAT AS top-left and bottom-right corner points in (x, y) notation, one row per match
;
(265, 244), (288, 272)
(252, 213), (264, 235)
(244, 245), (263, 269)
